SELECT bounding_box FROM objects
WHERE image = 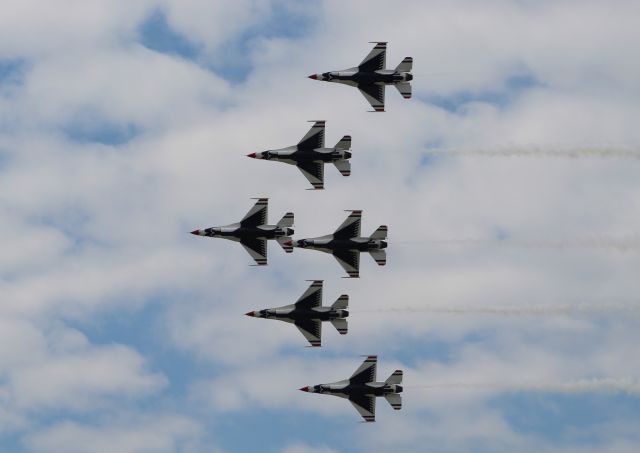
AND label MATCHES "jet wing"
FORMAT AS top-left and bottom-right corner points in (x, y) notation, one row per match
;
(333, 250), (360, 278)
(349, 395), (376, 422)
(349, 355), (377, 384)
(240, 237), (267, 265)
(333, 210), (361, 239)
(357, 83), (385, 112)
(240, 198), (268, 227)
(358, 42), (386, 72)
(297, 121), (325, 149)
(295, 319), (322, 347)
(296, 161), (324, 190)
(294, 280), (323, 310)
